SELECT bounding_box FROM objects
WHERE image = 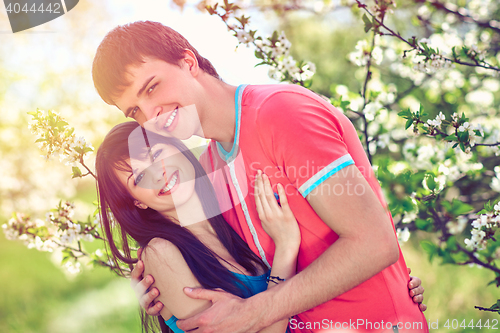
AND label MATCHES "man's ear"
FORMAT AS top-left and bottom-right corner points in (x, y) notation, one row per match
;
(134, 200), (148, 210)
(183, 49), (199, 77)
